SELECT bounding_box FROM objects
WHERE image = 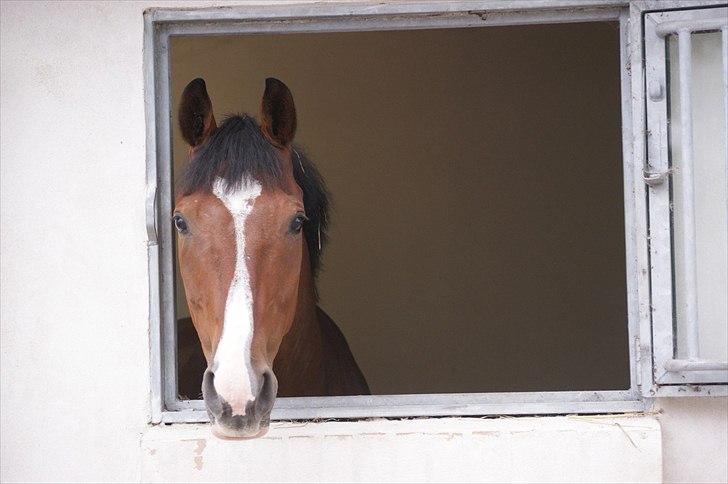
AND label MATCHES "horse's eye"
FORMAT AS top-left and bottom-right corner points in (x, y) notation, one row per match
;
(173, 214), (189, 234)
(290, 213), (307, 234)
